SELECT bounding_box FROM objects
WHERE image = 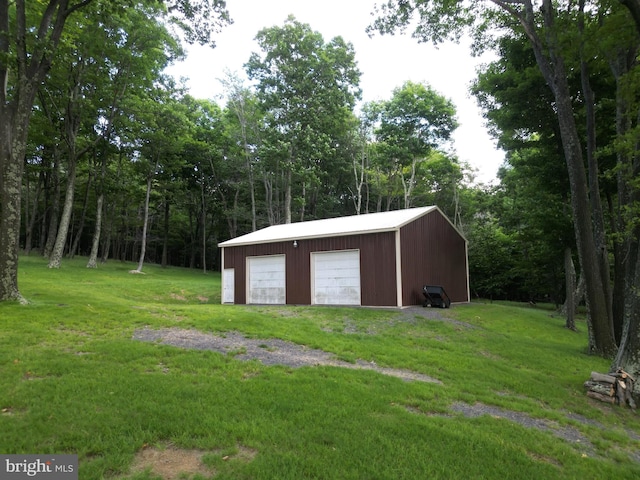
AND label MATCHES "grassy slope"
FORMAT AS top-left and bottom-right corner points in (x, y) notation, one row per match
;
(1, 256), (639, 479)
